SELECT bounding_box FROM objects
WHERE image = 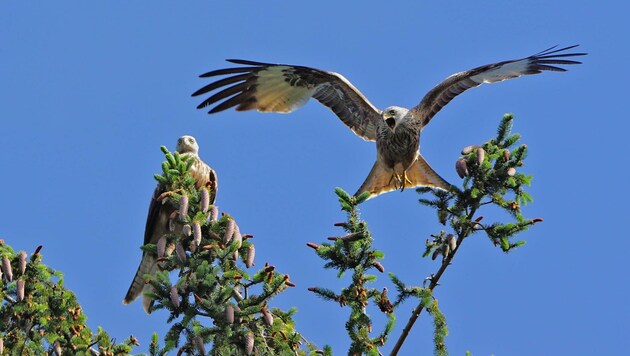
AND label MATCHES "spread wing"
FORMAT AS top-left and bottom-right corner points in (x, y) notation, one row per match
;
(411, 45), (586, 128)
(192, 60), (383, 141)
